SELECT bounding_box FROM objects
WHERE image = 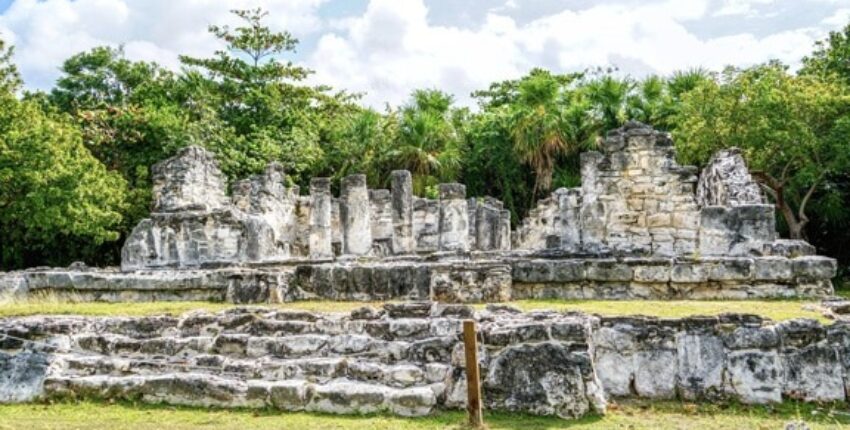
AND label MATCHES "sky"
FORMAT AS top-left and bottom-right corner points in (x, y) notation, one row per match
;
(0, 0), (848, 107)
